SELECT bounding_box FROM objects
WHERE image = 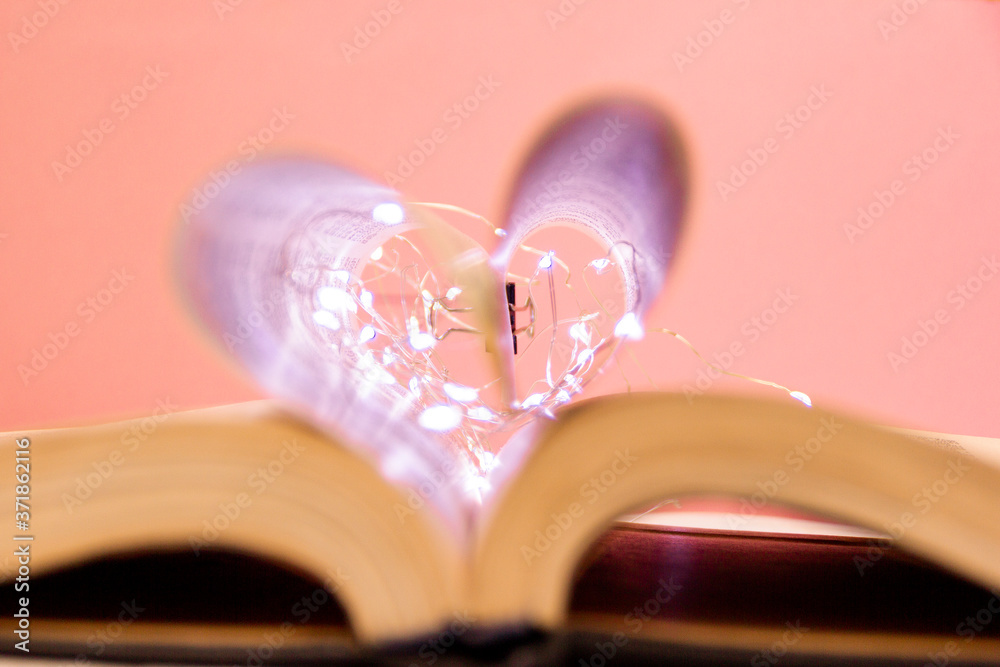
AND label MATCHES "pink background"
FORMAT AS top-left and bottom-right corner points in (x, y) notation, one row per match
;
(2, 0), (998, 437)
